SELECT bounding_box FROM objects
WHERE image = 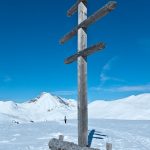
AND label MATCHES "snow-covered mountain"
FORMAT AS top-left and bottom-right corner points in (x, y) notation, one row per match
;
(89, 93), (150, 120)
(0, 92), (77, 123)
(0, 92), (150, 122)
